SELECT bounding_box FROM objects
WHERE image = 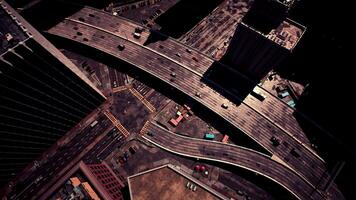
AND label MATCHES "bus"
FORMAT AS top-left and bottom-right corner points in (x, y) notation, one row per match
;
(90, 120), (98, 128)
